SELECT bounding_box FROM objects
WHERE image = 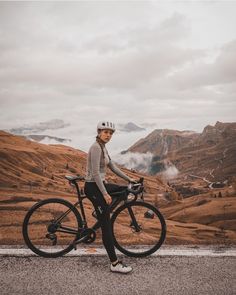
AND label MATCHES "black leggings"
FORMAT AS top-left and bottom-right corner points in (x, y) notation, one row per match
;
(84, 181), (127, 263)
